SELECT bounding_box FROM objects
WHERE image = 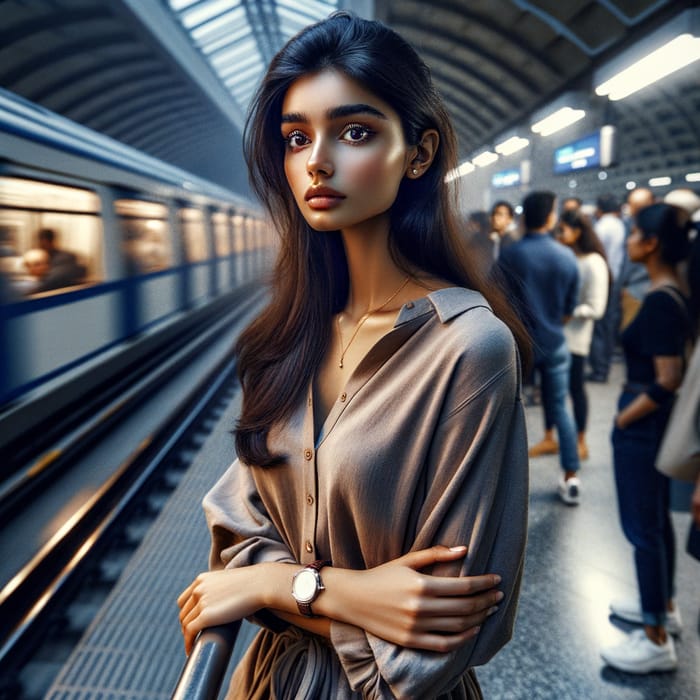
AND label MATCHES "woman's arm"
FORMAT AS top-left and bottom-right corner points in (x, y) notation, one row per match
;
(572, 254), (609, 320)
(615, 354), (684, 428)
(693, 473), (700, 527)
(178, 546), (503, 655)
